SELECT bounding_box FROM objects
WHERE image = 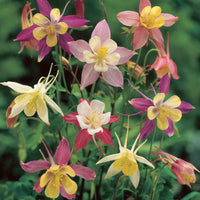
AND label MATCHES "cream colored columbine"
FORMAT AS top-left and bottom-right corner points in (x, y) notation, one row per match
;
(96, 119), (154, 188)
(76, 100), (111, 135)
(1, 66), (63, 125)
